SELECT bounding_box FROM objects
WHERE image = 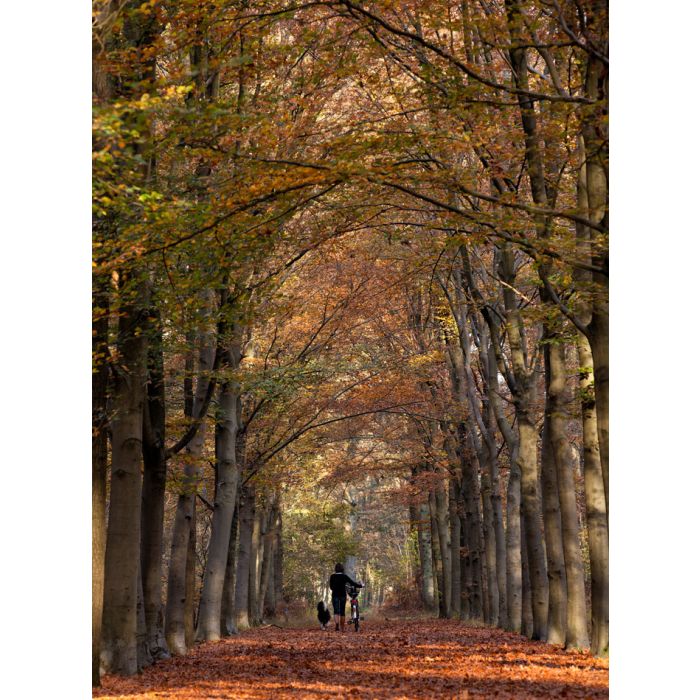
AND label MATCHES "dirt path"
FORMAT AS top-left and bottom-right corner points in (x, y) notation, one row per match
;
(94, 619), (609, 699)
